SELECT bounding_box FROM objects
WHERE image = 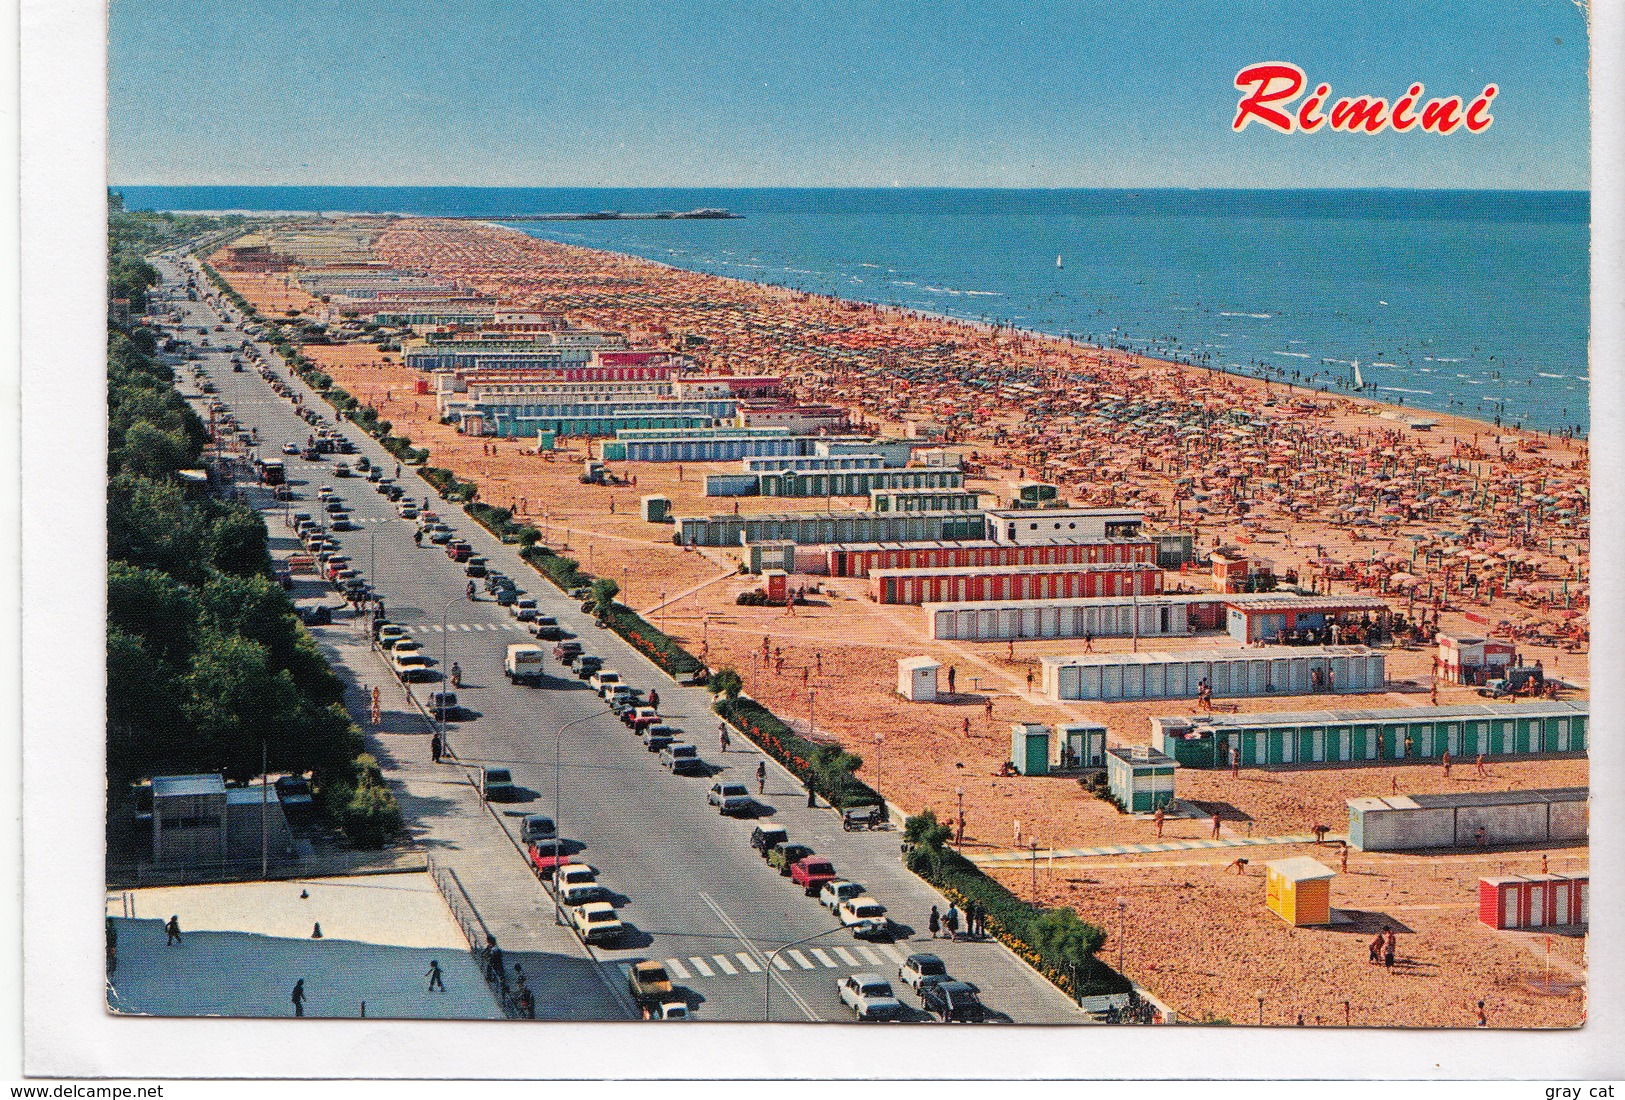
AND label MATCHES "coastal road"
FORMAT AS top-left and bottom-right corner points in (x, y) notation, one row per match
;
(155, 254), (1084, 1025)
